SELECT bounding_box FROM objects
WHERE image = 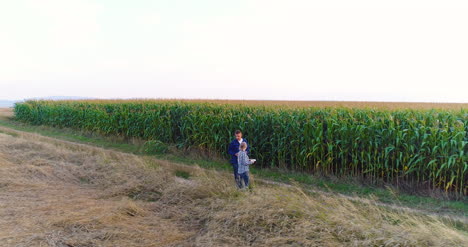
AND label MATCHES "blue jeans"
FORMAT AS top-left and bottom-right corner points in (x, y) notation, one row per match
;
(231, 163), (241, 188)
(239, 172), (249, 188)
